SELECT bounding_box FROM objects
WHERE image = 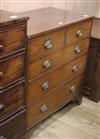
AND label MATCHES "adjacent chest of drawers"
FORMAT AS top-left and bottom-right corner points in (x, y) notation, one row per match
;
(0, 17), (28, 139)
(26, 19), (92, 129)
(0, 8), (93, 138)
